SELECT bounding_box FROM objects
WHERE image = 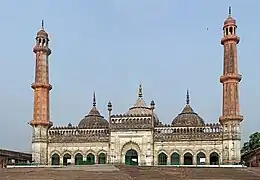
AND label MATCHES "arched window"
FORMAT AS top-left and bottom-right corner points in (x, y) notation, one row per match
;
(86, 153), (95, 165)
(63, 153), (71, 165)
(184, 152), (193, 165)
(210, 152), (219, 165)
(158, 152), (167, 165)
(196, 152), (206, 165)
(98, 153), (106, 164)
(75, 153), (83, 165)
(170, 152), (180, 165)
(51, 153), (60, 165)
